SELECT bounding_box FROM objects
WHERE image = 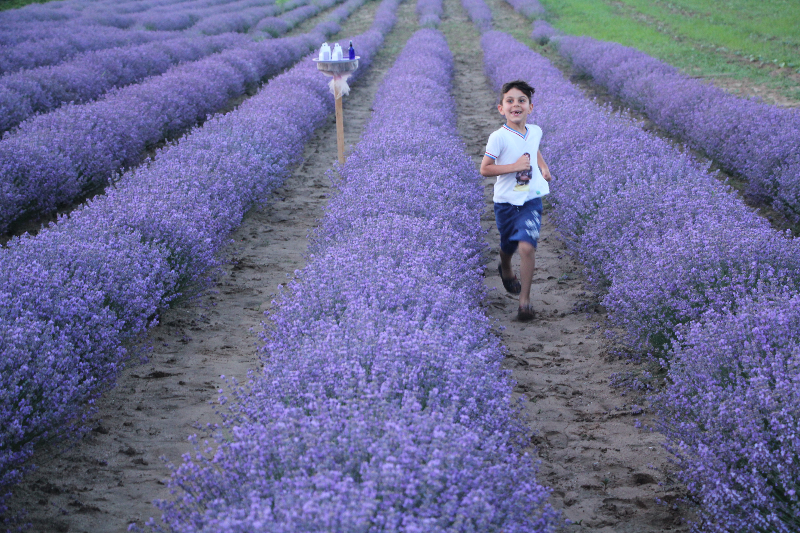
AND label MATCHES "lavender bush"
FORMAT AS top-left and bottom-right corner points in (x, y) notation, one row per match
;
(254, 0), (339, 36)
(0, 33), (252, 134)
(504, 0), (545, 19)
(83, 10), (137, 28)
(150, 28), (558, 532)
(460, 0), (491, 32)
(654, 291), (800, 532)
(555, 36), (800, 224)
(133, 0), (310, 33)
(134, 1), (266, 33)
(139, 11), (202, 30)
(253, 15), (291, 35)
(0, 31), (330, 233)
(310, 0), (371, 37)
(0, 23), (78, 46)
(0, 224), (178, 511)
(281, 3), (324, 27)
(416, 0), (442, 28)
(478, 28), (800, 531)
(530, 20), (560, 45)
(121, 0), (274, 31)
(191, 4), (280, 34)
(0, 28), (182, 75)
(0, 0), (282, 73)
(0, 0), (392, 518)
(0, 2), (79, 24)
